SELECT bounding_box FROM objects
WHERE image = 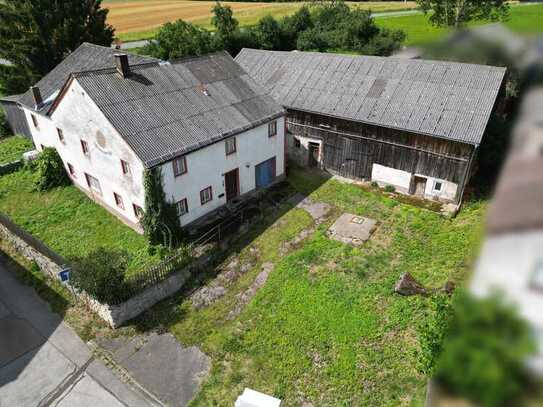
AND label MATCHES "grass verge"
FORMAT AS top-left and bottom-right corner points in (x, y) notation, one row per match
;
(0, 169), (159, 273)
(0, 136), (33, 165)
